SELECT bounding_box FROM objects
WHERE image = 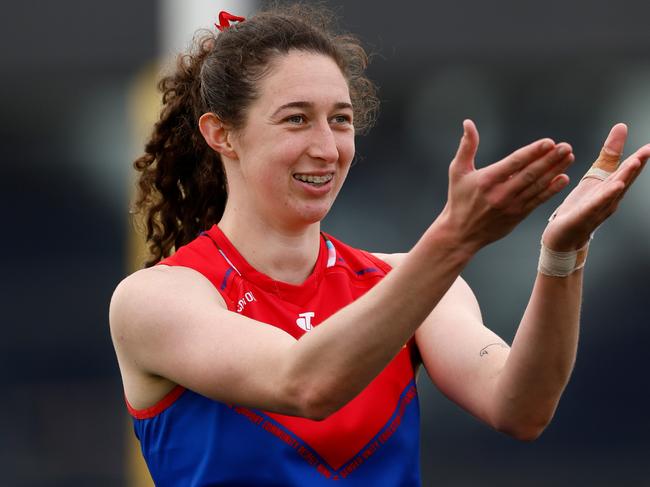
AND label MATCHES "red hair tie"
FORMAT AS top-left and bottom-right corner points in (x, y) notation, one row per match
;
(215, 11), (245, 31)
